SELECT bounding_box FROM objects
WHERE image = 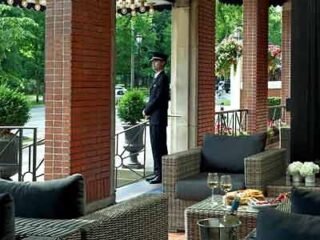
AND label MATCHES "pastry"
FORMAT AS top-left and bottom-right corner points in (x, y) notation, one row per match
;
(224, 189), (265, 205)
